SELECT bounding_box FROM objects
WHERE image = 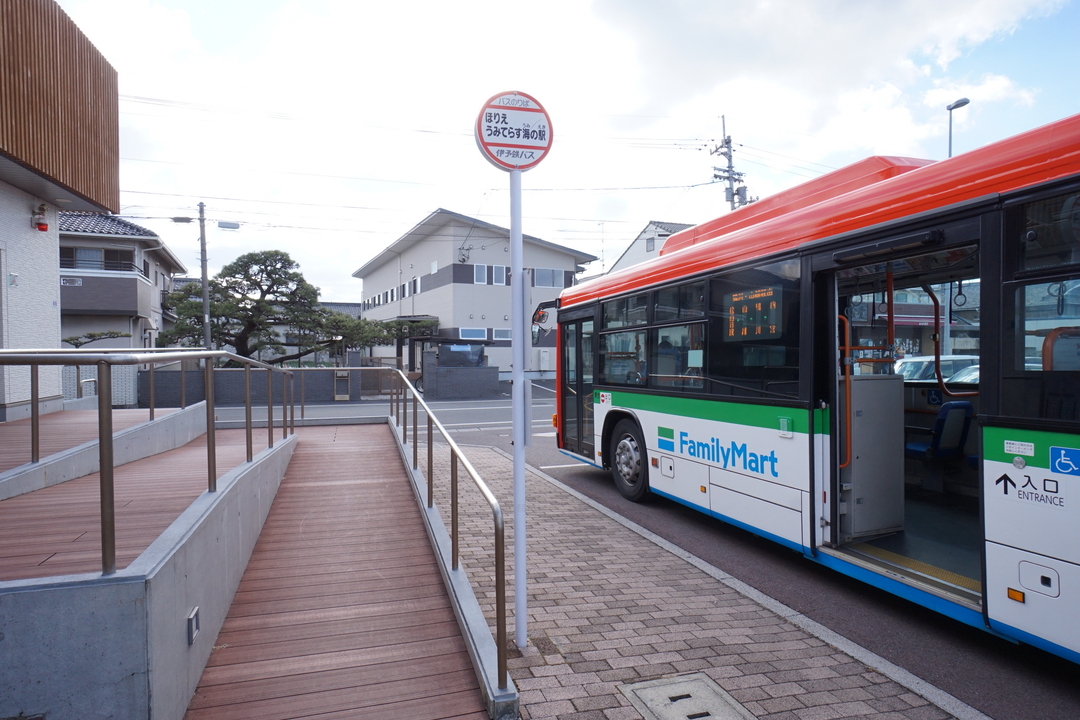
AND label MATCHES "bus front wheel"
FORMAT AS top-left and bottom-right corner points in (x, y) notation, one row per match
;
(610, 419), (649, 502)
